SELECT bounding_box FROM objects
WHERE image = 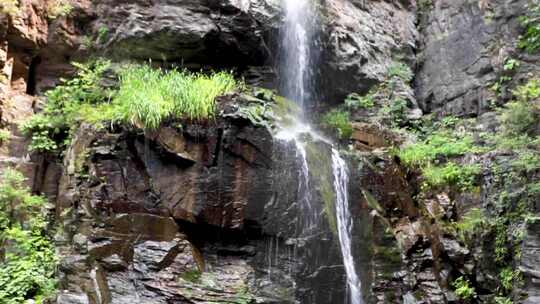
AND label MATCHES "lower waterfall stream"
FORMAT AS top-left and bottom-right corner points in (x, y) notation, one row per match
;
(332, 149), (363, 304)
